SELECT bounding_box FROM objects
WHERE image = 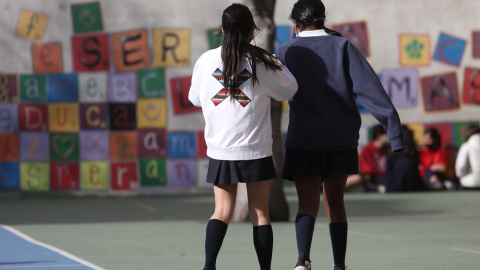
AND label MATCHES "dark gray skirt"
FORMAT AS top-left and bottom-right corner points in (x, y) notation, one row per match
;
(207, 156), (276, 185)
(283, 148), (359, 181)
